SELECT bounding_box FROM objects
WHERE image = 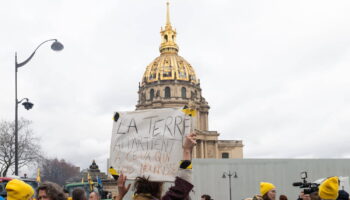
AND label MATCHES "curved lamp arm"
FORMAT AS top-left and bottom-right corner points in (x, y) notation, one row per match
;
(15, 39), (63, 68)
(17, 98), (29, 104)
